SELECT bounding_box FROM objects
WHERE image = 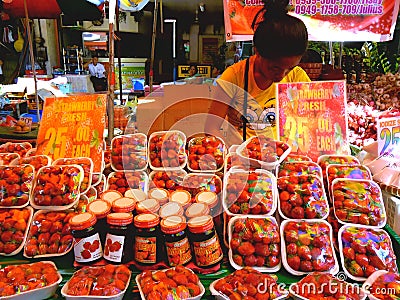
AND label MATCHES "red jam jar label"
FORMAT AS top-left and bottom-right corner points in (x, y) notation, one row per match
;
(104, 234), (125, 263)
(193, 235), (223, 267)
(73, 233), (102, 263)
(134, 236), (157, 264)
(165, 237), (192, 266)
